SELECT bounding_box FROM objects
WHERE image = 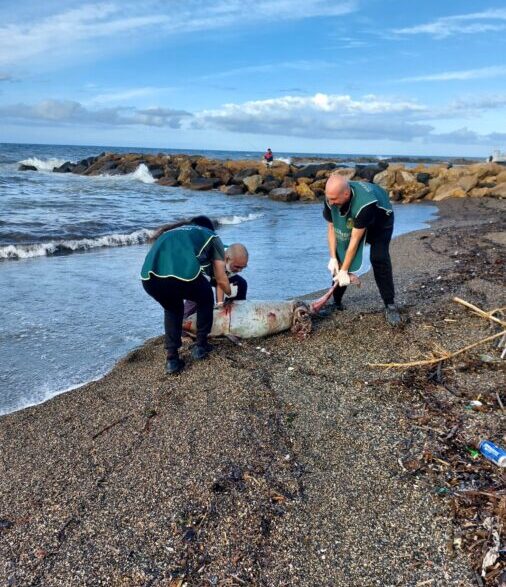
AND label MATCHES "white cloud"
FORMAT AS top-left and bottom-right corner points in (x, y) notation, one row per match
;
(88, 87), (173, 105)
(393, 8), (506, 39)
(0, 1), (357, 68)
(399, 65), (506, 83)
(0, 99), (192, 127)
(192, 93), (430, 140)
(2, 91), (505, 146)
(431, 127), (506, 145)
(201, 60), (338, 80)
